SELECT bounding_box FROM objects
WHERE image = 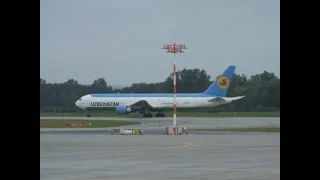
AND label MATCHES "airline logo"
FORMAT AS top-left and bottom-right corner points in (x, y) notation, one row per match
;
(217, 76), (230, 89)
(91, 102), (119, 107)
